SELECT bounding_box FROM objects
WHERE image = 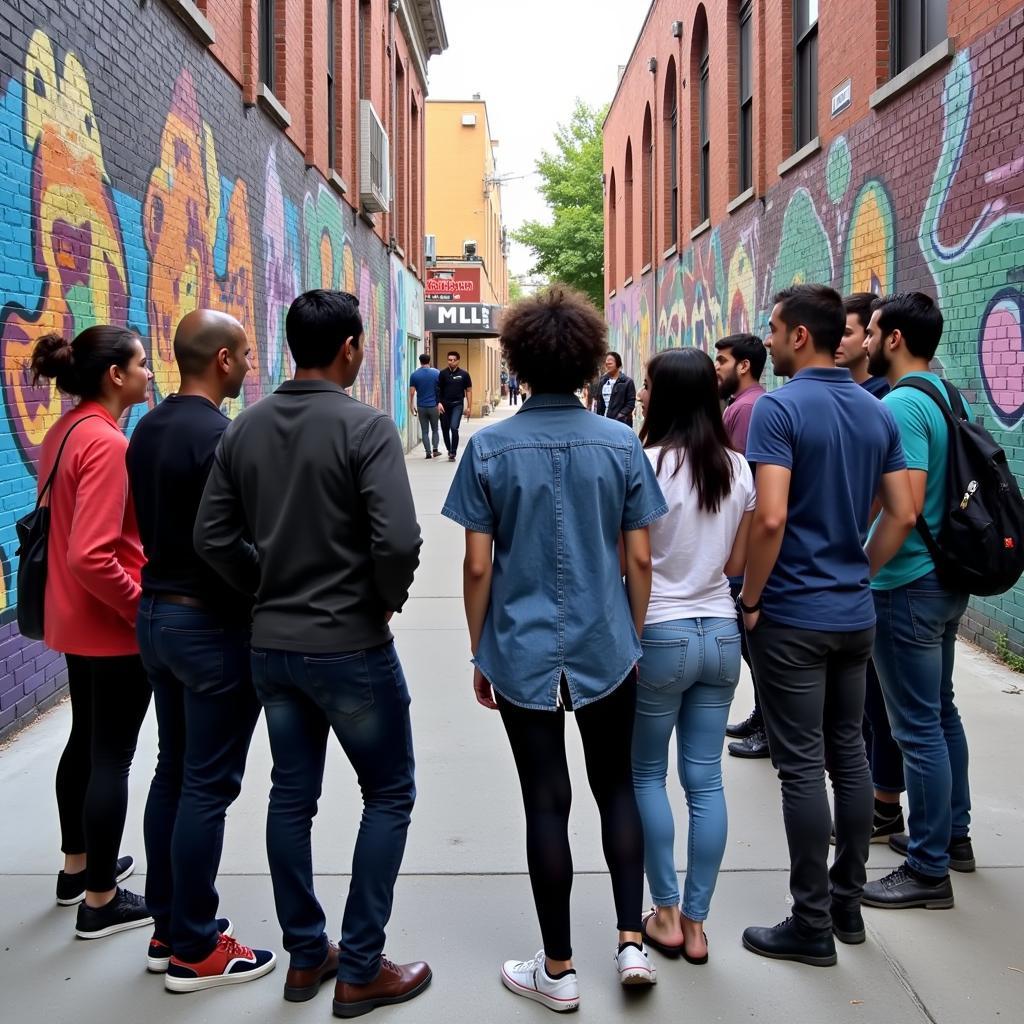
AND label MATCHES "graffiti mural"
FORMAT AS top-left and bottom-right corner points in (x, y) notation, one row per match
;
(0, 18), (421, 732)
(608, 32), (1024, 655)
